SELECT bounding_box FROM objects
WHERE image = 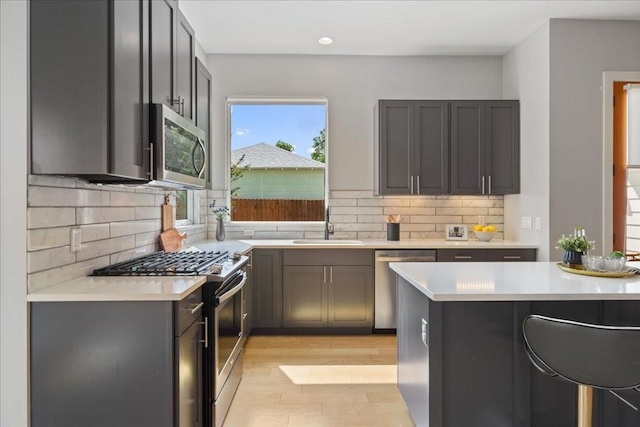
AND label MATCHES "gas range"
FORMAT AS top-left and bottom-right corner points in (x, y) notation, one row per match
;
(92, 249), (249, 282)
